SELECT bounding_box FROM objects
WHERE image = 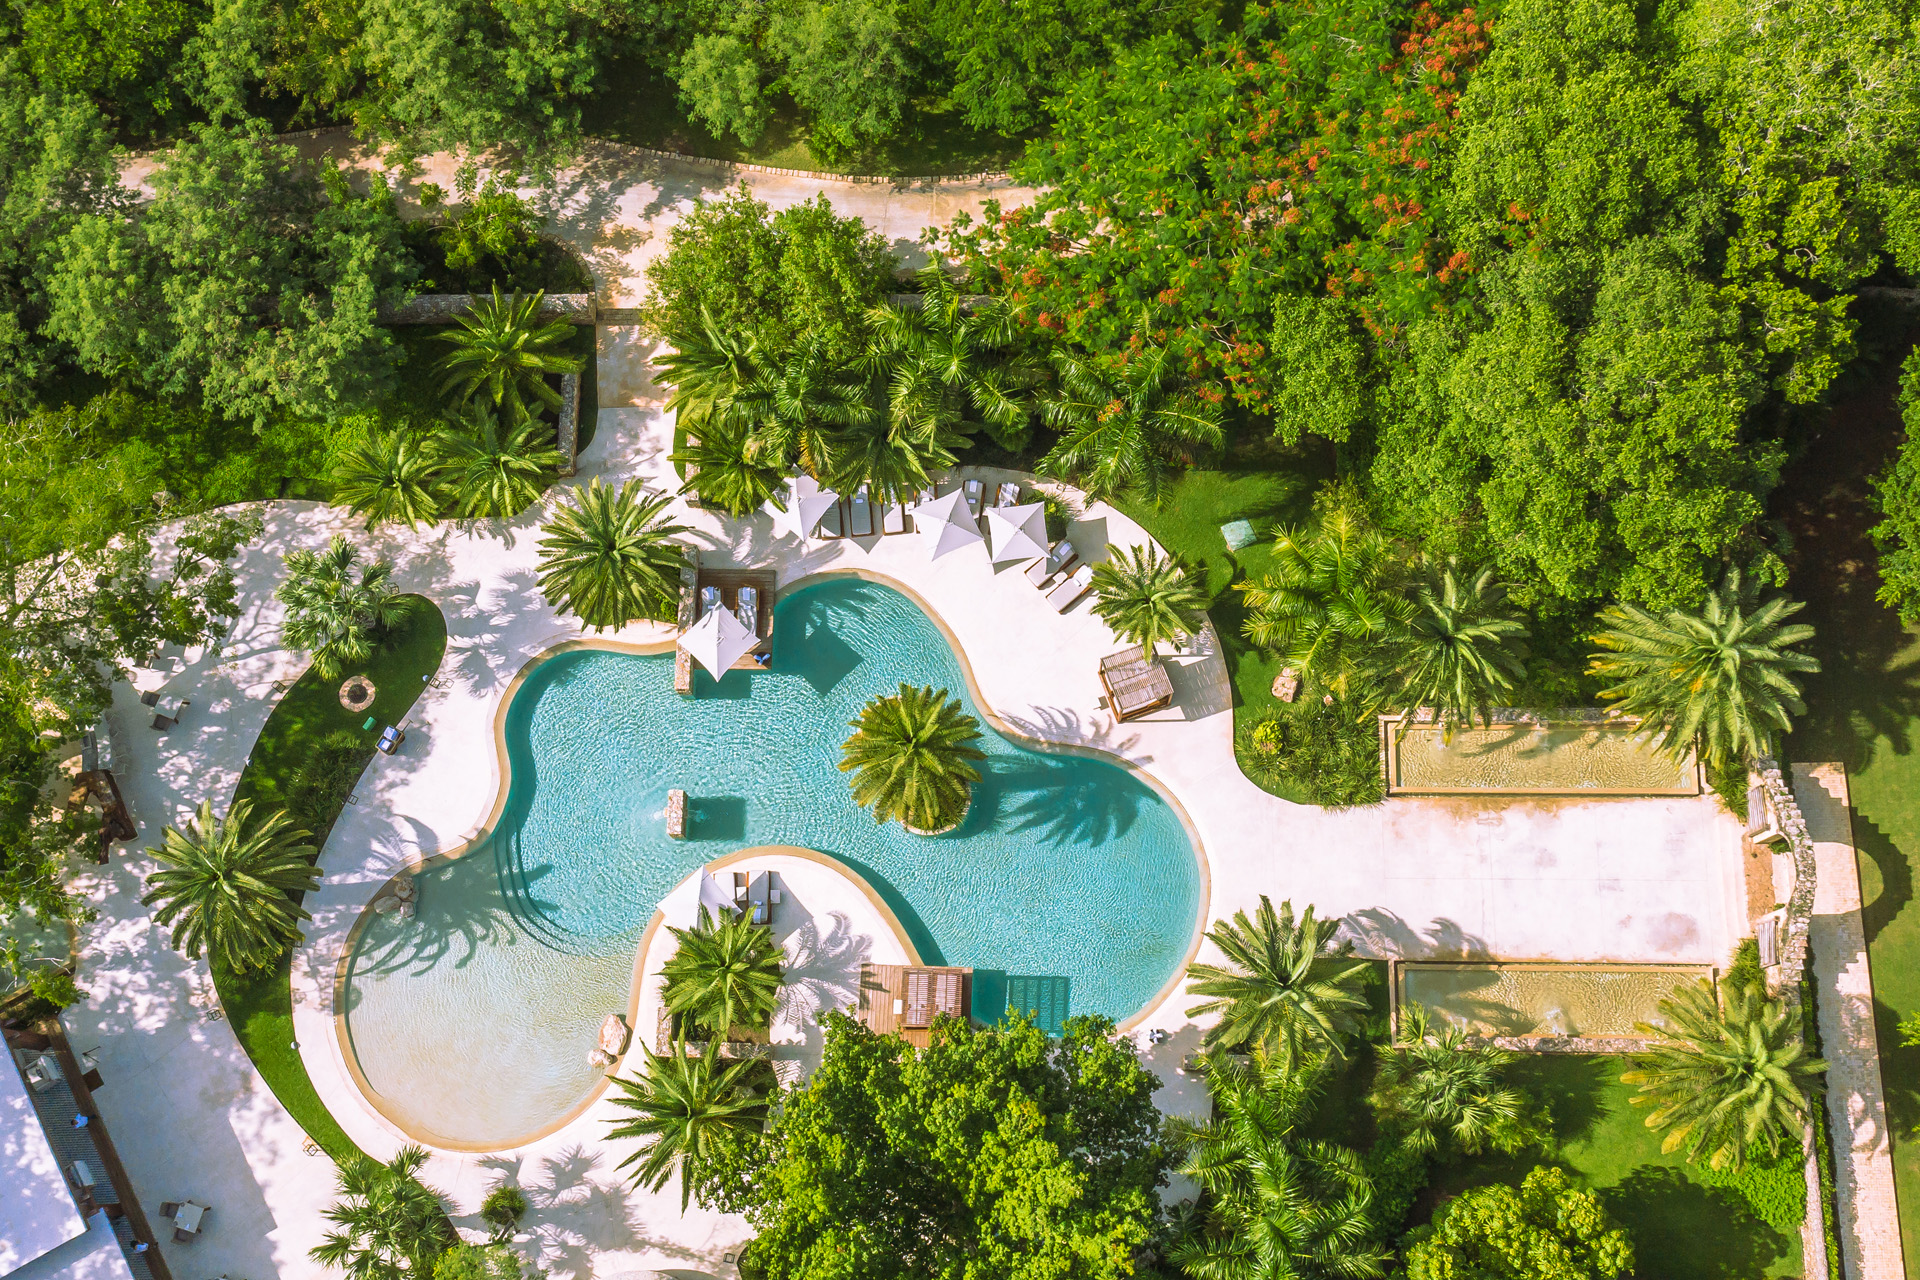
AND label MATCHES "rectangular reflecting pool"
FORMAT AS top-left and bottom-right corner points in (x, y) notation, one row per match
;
(1384, 717), (1701, 796)
(1397, 962), (1716, 1040)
